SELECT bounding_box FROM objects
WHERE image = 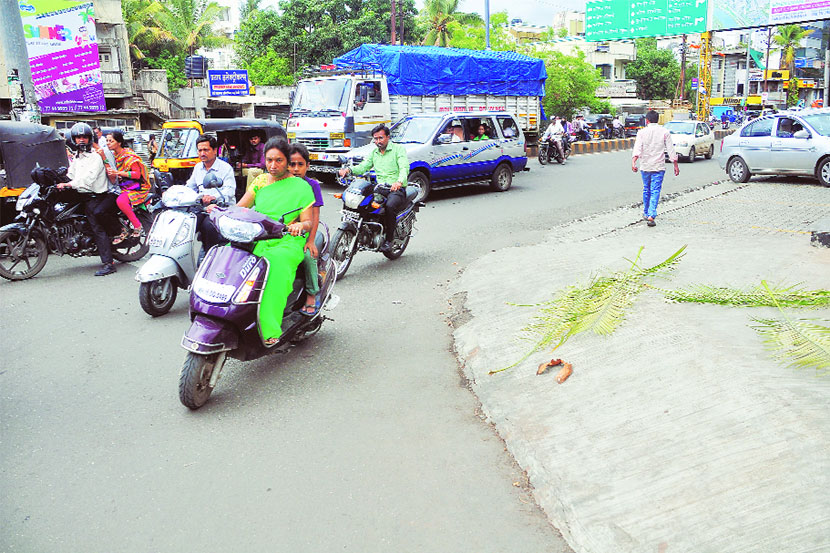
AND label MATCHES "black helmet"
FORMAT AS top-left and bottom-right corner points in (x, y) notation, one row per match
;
(69, 123), (94, 152)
